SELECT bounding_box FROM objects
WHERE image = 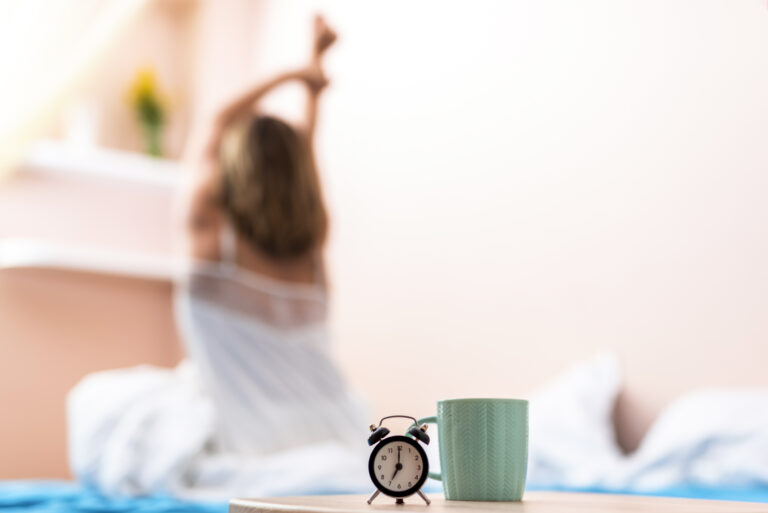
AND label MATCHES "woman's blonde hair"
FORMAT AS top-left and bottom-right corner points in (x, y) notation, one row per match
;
(218, 115), (328, 259)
